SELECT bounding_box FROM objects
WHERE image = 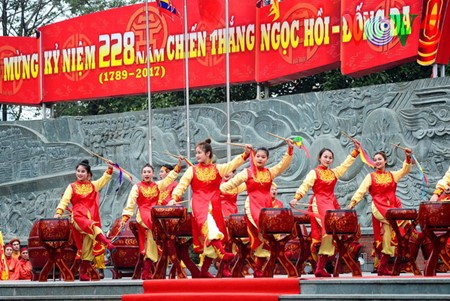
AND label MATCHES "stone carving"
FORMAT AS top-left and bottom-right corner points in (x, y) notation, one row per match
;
(1, 77), (450, 242)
